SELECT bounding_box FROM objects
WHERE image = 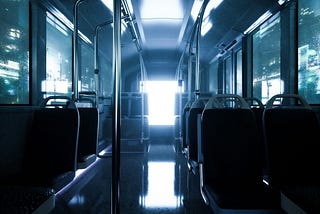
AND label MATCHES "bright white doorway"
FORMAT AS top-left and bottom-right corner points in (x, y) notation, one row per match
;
(141, 81), (180, 125)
